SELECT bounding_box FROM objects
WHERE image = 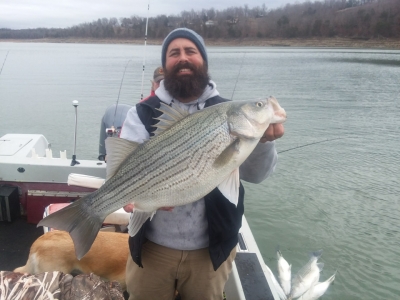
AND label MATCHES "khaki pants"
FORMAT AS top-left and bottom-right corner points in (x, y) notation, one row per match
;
(125, 241), (236, 300)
